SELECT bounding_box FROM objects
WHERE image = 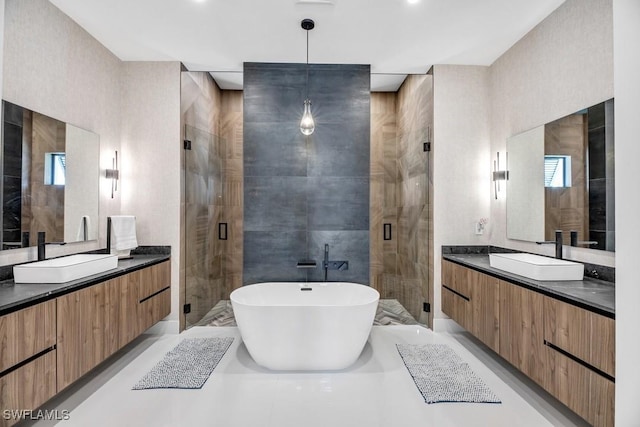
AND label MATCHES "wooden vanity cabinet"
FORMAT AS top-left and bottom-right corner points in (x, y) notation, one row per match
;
(0, 301), (57, 427)
(137, 261), (171, 333)
(543, 297), (615, 427)
(442, 260), (500, 353)
(0, 260), (169, 424)
(441, 259), (615, 426)
(56, 278), (121, 390)
(57, 260), (171, 391)
(469, 272), (500, 353)
(498, 280), (546, 385)
(441, 260), (472, 331)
